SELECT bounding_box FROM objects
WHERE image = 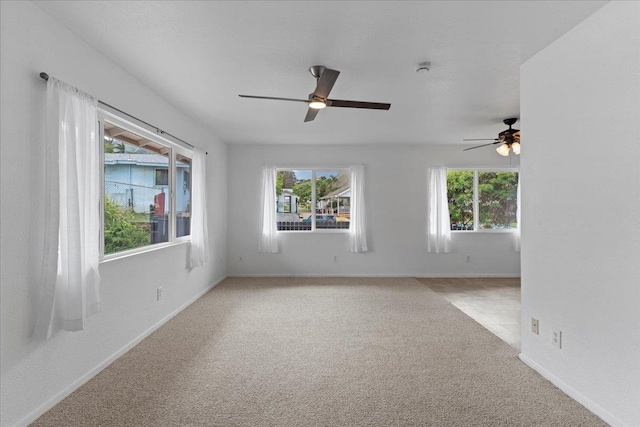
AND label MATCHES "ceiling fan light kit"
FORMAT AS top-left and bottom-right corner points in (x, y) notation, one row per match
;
(308, 100), (326, 109)
(239, 65), (391, 122)
(496, 143), (511, 156)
